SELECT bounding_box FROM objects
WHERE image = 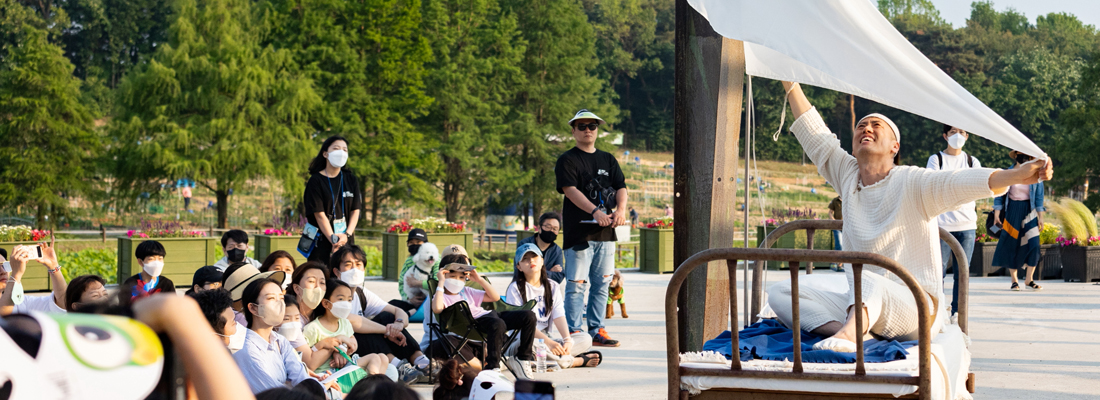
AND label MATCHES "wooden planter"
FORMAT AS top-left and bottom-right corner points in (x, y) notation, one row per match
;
(969, 241), (999, 276)
(515, 230), (565, 248)
(381, 232), (474, 281)
(1061, 245), (1100, 282)
(755, 226), (832, 270)
(639, 228), (674, 274)
(254, 235), (307, 266)
(117, 237), (218, 287)
(0, 241), (53, 292)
